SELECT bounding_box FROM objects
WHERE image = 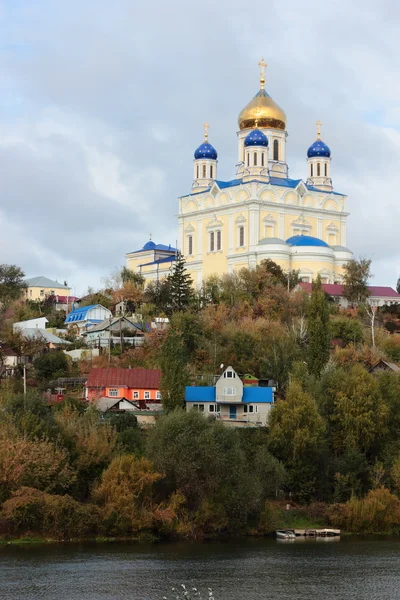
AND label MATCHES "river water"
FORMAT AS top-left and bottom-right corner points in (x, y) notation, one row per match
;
(1, 537), (399, 600)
